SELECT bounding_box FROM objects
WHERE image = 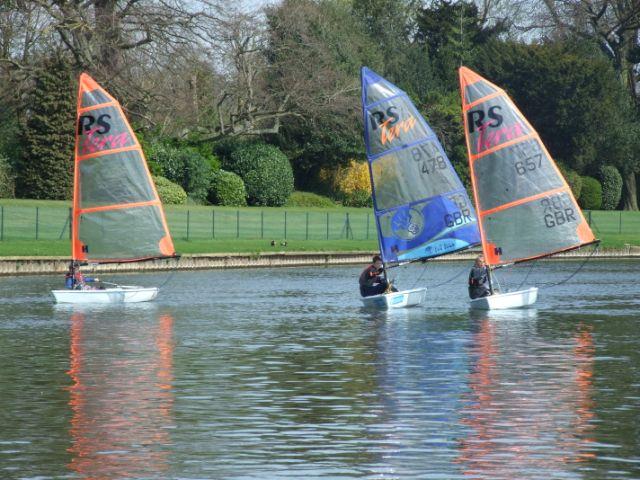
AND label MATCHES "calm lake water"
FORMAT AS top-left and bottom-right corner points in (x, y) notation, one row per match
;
(0, 259), (638, 479)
